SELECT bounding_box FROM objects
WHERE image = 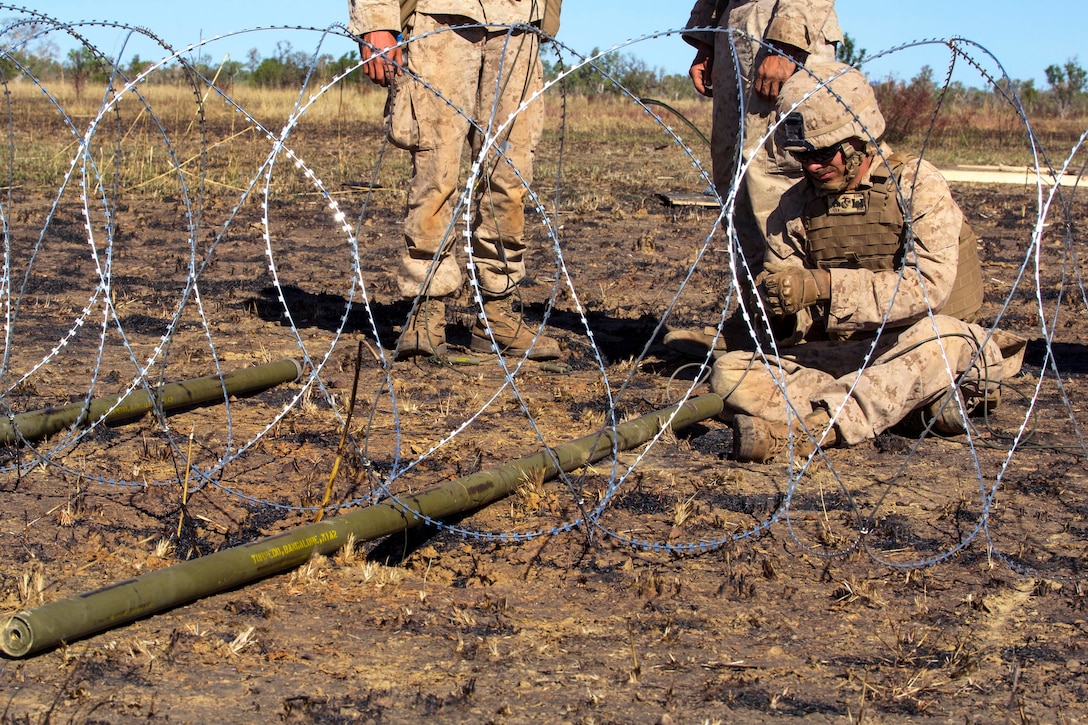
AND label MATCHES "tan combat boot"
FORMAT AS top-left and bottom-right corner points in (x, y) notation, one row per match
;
(396, 298), (447, 359)
(470, 297), (560, 361)
(732, 408), (836, 463)
(914, 386), (1001, 436)
(663, 312), (760, 360)
(920, 390), (968, 436)
(663, 325), (730, 360)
